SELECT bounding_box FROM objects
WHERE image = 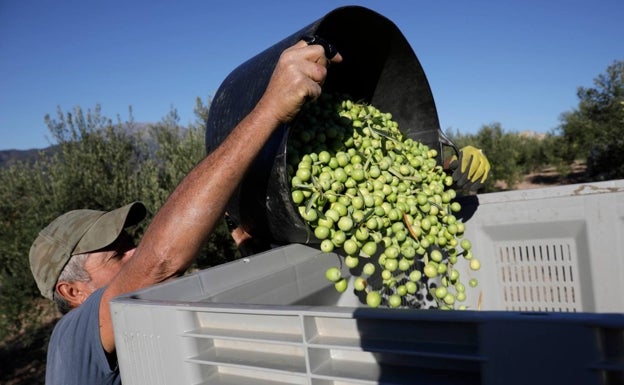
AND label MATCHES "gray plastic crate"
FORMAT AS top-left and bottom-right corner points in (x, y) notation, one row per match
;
(111, 180), (624, 385)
